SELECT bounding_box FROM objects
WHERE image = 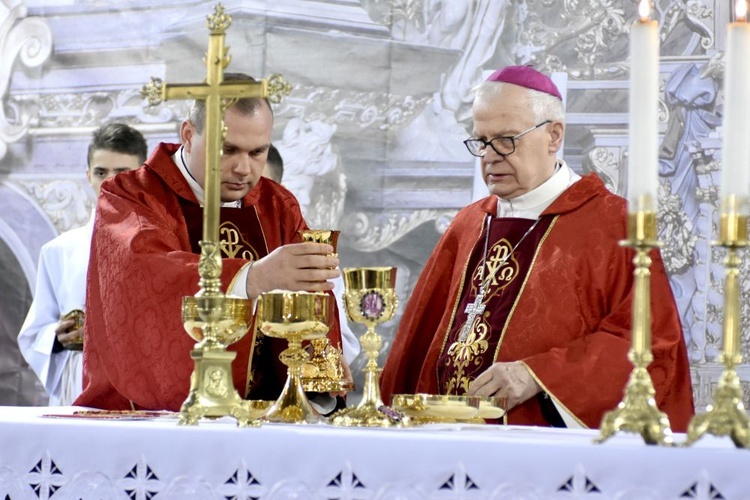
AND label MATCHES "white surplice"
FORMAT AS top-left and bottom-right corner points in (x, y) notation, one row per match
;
(17, 215), (93, 405)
